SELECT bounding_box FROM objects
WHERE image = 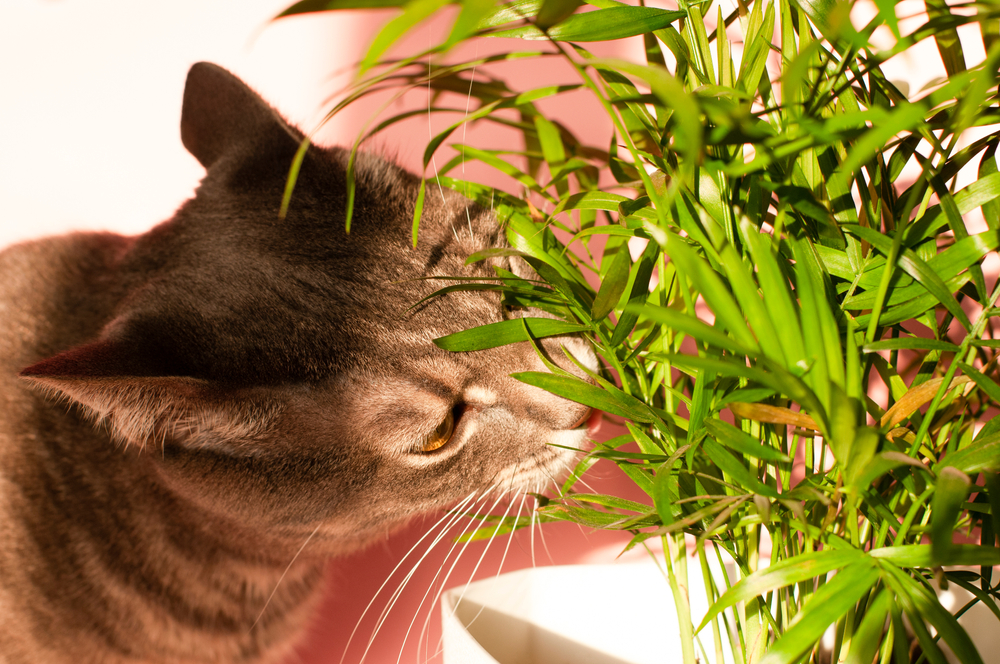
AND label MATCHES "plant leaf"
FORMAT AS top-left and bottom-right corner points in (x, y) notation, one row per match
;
(490, 6), (685, 41)
(728, 402), (819, 430)
(880, 563), (985, 664)
(359, 0), (452, 74)
(759, 559), (881, 664)
(534, 0), (582, 30)
(930, 466), (971, 565)
(433, 317), (589, 351)
(880, 376), (971, 430)
(870, 544), (1000, 567)
(863, 338), (960, 353)
(853, 451), (930, 493)
(591, 242), (631, 320)
(610, 239), (658, 346)
(701, 437), (779, 497)
(844, 588), (893, 664)
(511, 371), (656, 423)
(705, 418), (791, 463)
(697, 549), (864, 632)
(936, 432), (1000, 474)
(277, 0), (410, 15)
